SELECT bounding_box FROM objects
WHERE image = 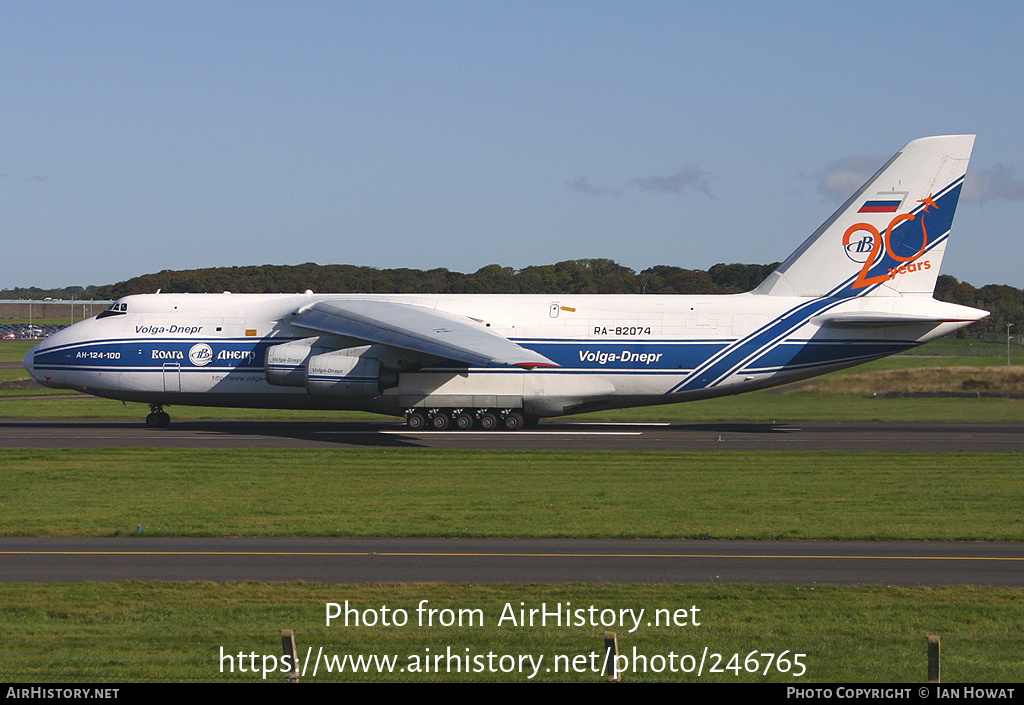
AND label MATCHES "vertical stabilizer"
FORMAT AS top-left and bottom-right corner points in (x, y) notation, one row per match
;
(754, 135), (975, 298)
